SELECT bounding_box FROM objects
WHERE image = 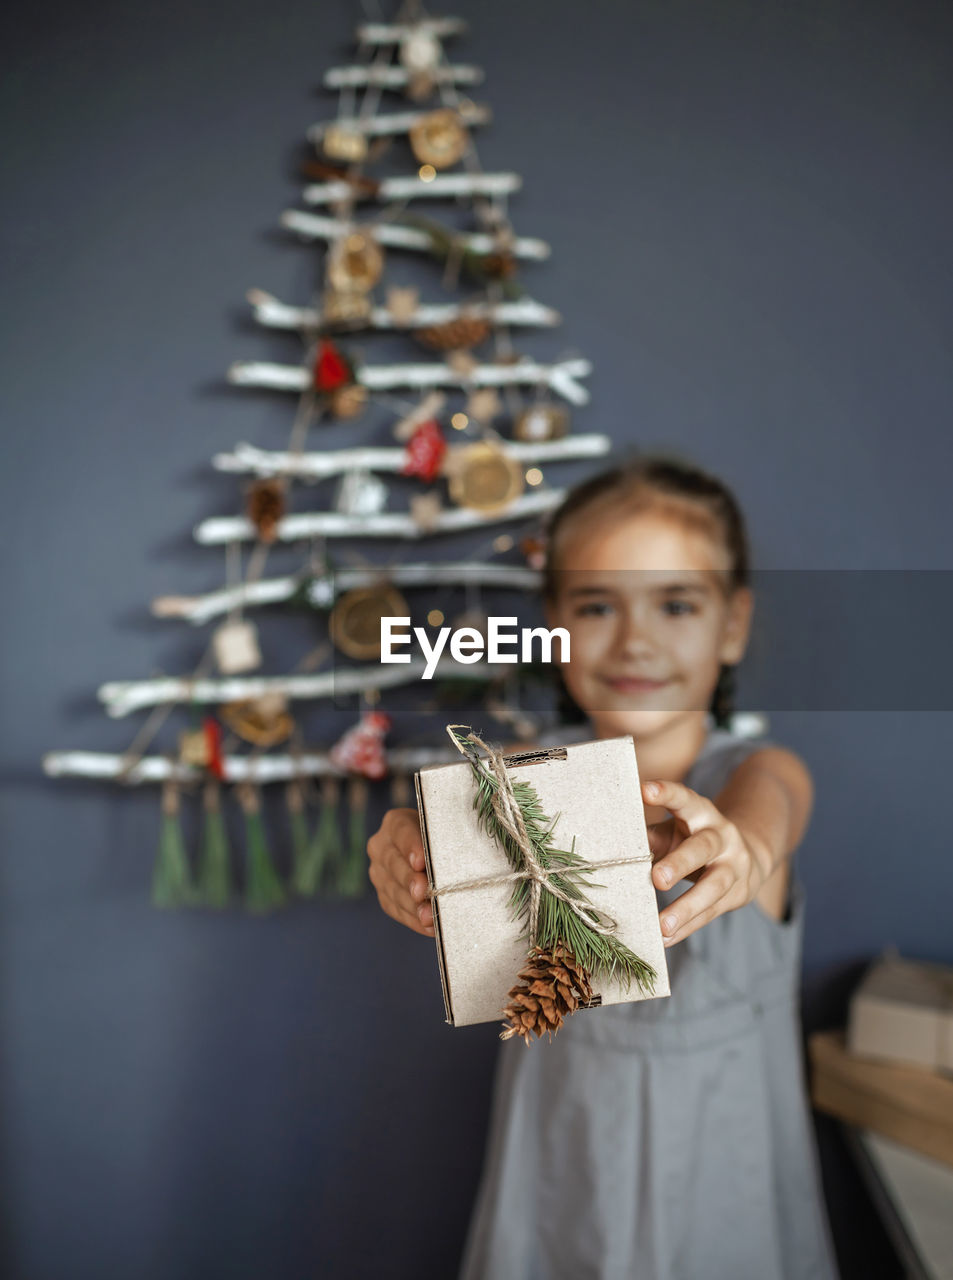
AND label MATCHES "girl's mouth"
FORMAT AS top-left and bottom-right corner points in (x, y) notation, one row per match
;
(605, 676), (671, 692)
